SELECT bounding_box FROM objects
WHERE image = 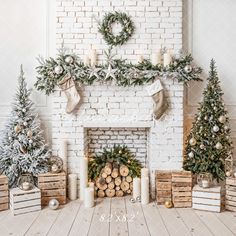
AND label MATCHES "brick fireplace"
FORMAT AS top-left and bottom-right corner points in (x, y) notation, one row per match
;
(52, 0), (184, 196)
